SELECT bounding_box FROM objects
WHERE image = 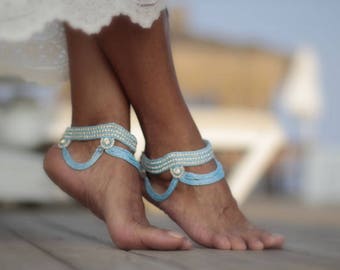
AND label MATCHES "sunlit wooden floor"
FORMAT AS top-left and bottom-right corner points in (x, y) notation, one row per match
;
(1, 197), (339, 270)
